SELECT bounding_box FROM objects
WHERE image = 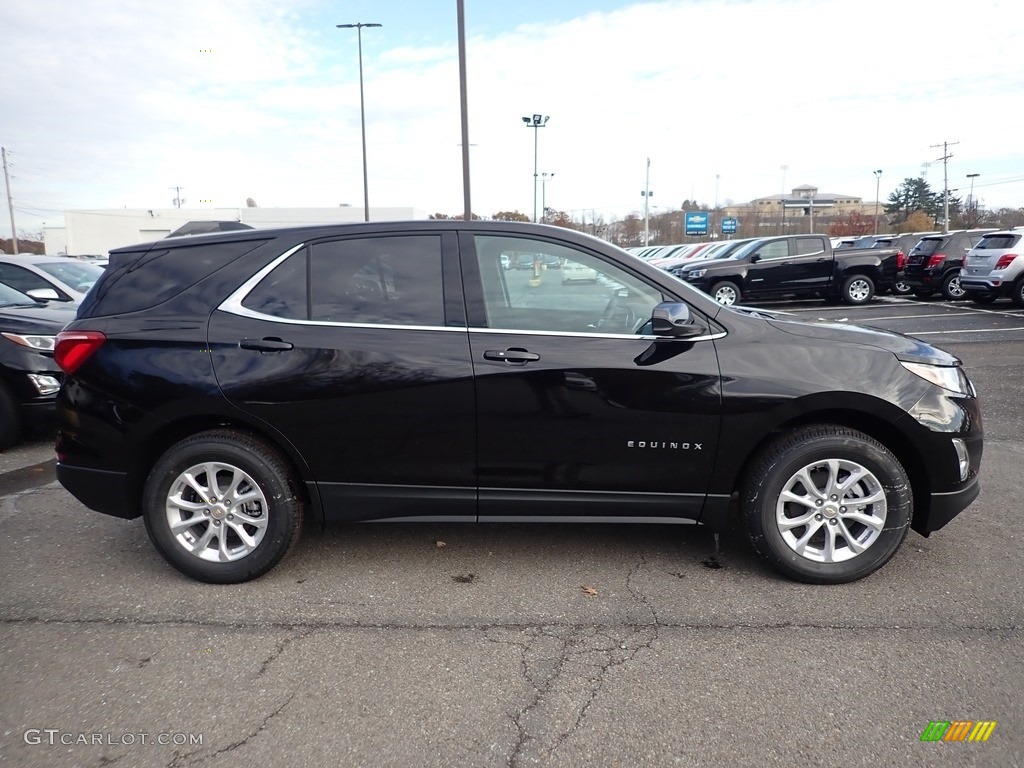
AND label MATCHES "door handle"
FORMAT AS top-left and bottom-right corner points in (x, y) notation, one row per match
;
(483, 348), (540, 364)
(239, 337), (294, 352)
